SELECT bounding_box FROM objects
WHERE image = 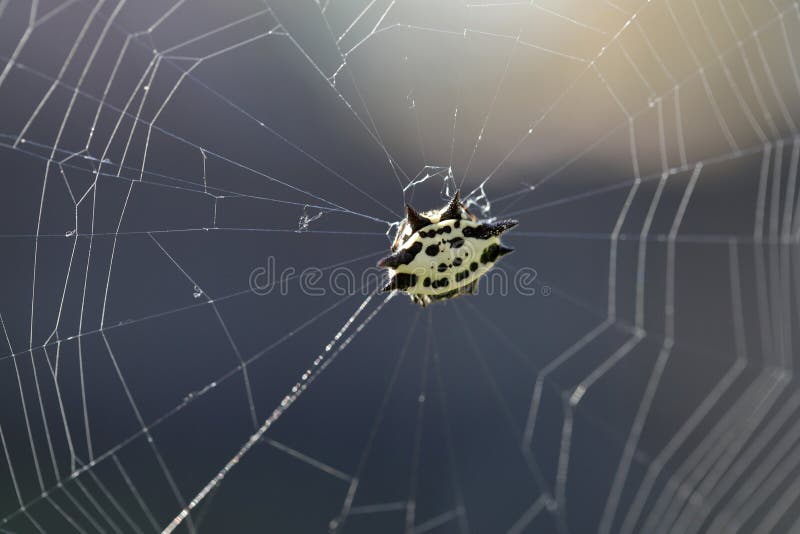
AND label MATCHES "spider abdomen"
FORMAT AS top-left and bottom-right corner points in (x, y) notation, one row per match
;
(378, 193), (517, 306)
